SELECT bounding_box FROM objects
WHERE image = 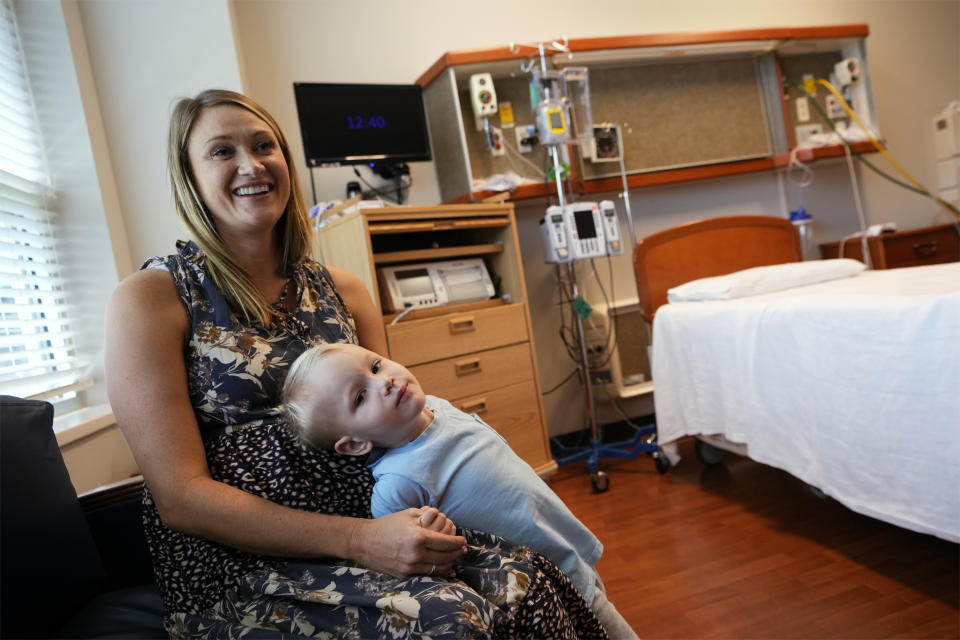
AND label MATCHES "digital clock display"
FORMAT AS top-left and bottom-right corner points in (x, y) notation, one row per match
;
(293, 82), (432, 166)
(346, 115), (387, 129)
